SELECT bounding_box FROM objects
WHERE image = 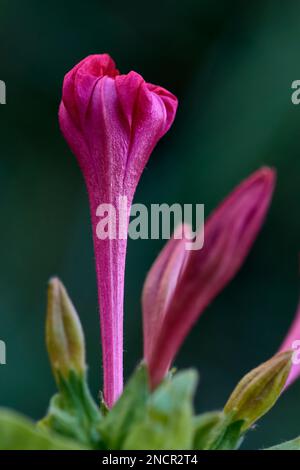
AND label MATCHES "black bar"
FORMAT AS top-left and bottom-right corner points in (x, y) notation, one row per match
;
(0, 449), (296, 465)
